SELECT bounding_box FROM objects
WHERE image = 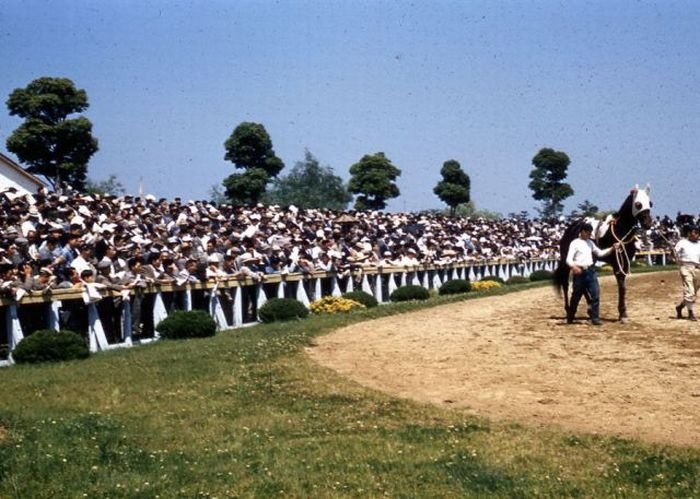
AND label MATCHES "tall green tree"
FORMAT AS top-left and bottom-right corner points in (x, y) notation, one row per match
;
(348, 152), (401, 211)
(433, 159), (470, 217)
(222, 168), (270, 206)
(222, 122), (284, 205)
(528, 147), (574, 219)
(265, 150), (352, 210)
(455, 200), (502, 220)
(6, 77), (99, 191)
(84, 174), (126, 196)
(570, 199), (599, 218)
